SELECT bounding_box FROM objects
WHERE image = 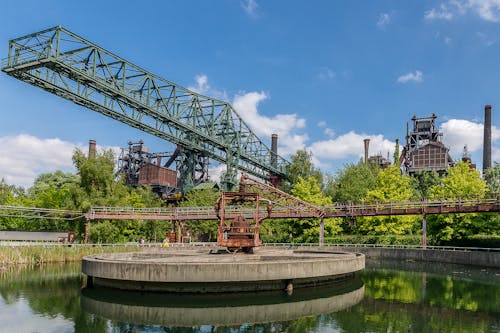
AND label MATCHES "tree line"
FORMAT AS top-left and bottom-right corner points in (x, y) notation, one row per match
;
(0, 148), (498, 245)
